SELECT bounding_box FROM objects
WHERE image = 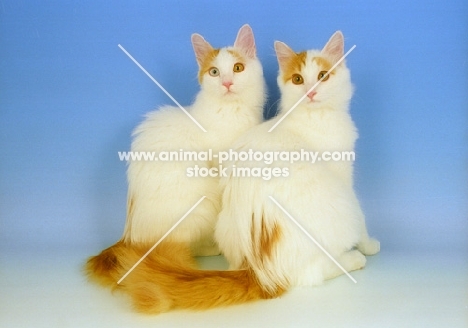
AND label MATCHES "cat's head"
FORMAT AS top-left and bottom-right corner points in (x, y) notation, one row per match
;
(191, 24), (265, 106)
(274, 31), (353, 113)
